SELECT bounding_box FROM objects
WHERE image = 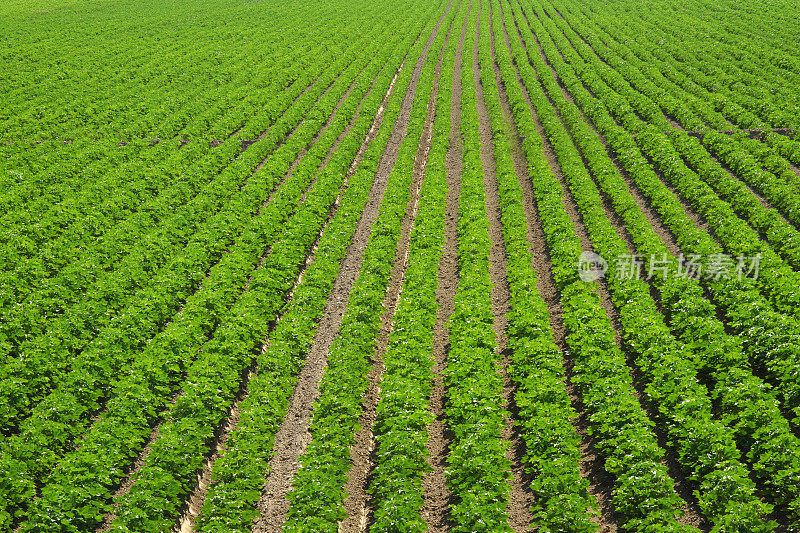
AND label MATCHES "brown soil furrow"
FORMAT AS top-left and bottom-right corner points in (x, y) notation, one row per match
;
(346, 66), (403, 177)
(170, 62), (389, 533)
(497, 2), (619, 529)
(242, 73), (374, 292)
(503, 4), (709, 527)
(666, 116), (686, 132)
(176, 216), (329, 533)
(322, 62), (398, 173)
(476, 2), (537, 531)
(339, 5), (459, 531)
(250, 3), (455, 531)
(338, 55), (440, 533)
(418, 4), (470, 532)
